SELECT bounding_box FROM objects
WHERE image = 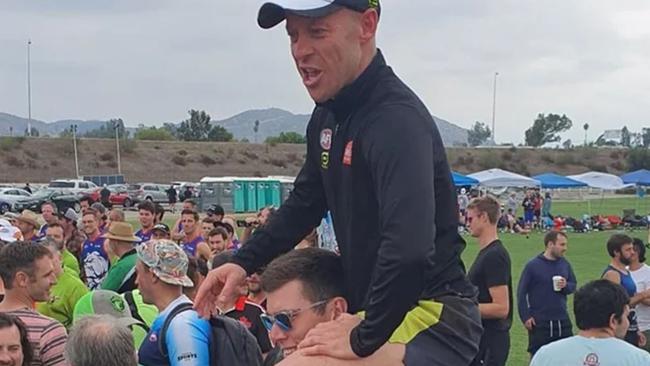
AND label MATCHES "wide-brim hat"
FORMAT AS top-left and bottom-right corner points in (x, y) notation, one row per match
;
(136, 239), (194, 288)
(102, 222), (140, 243)
(15, 210), (40, 228)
